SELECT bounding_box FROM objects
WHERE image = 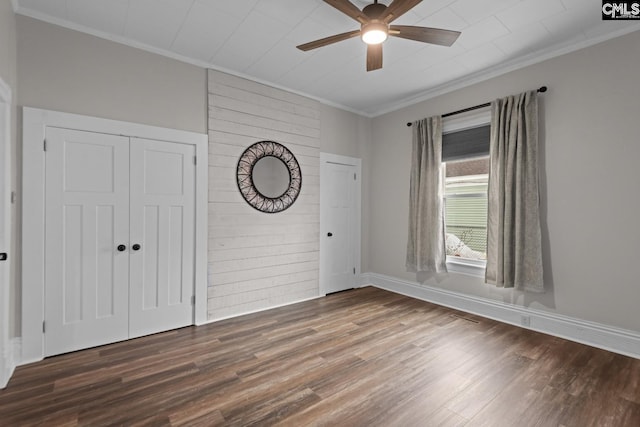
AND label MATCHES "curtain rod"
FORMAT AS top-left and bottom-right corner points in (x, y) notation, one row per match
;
(406, 86), (547, 127)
